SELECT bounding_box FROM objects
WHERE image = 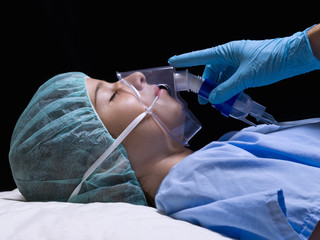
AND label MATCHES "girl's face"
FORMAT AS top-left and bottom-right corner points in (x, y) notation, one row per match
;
(86, 72), (186, 170)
